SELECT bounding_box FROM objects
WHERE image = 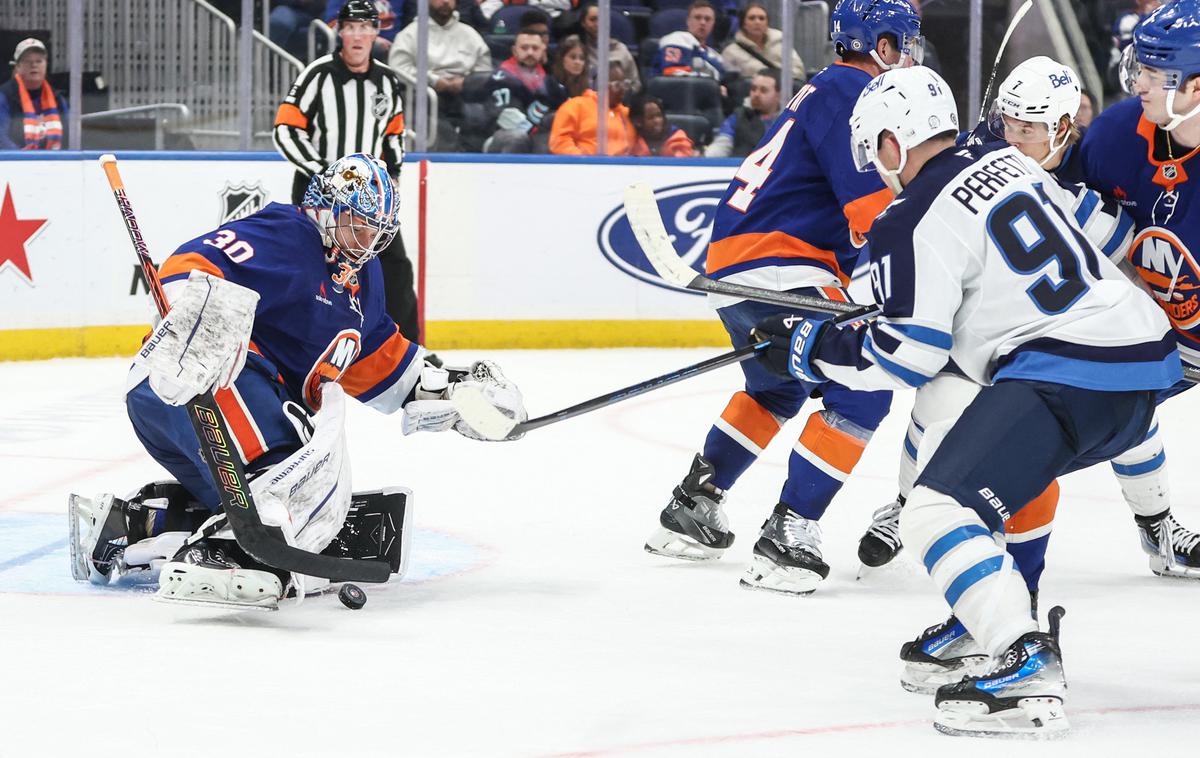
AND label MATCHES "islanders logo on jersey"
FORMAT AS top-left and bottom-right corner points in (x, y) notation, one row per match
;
(1129, 227), (1200, 332)
(303, 329), (362, 410)
(597, 181), (727, 293)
